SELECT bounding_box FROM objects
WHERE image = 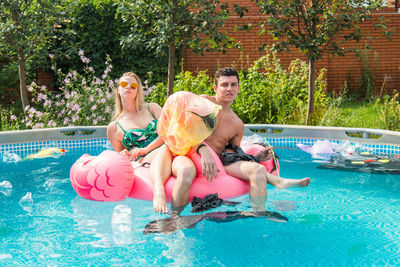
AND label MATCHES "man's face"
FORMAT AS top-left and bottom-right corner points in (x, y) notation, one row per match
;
(214, 75), (239, 102)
